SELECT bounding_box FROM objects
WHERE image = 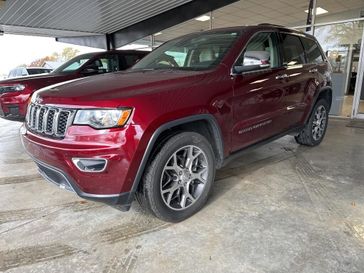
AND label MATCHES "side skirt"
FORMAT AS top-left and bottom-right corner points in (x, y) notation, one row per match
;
(221, 125), (304, 168)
